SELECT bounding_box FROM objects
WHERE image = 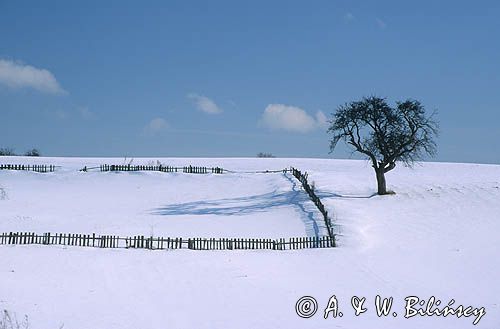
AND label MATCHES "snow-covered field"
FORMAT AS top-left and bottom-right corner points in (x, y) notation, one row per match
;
(1, 157), (499, 329)
(0, 161), (326, 238)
